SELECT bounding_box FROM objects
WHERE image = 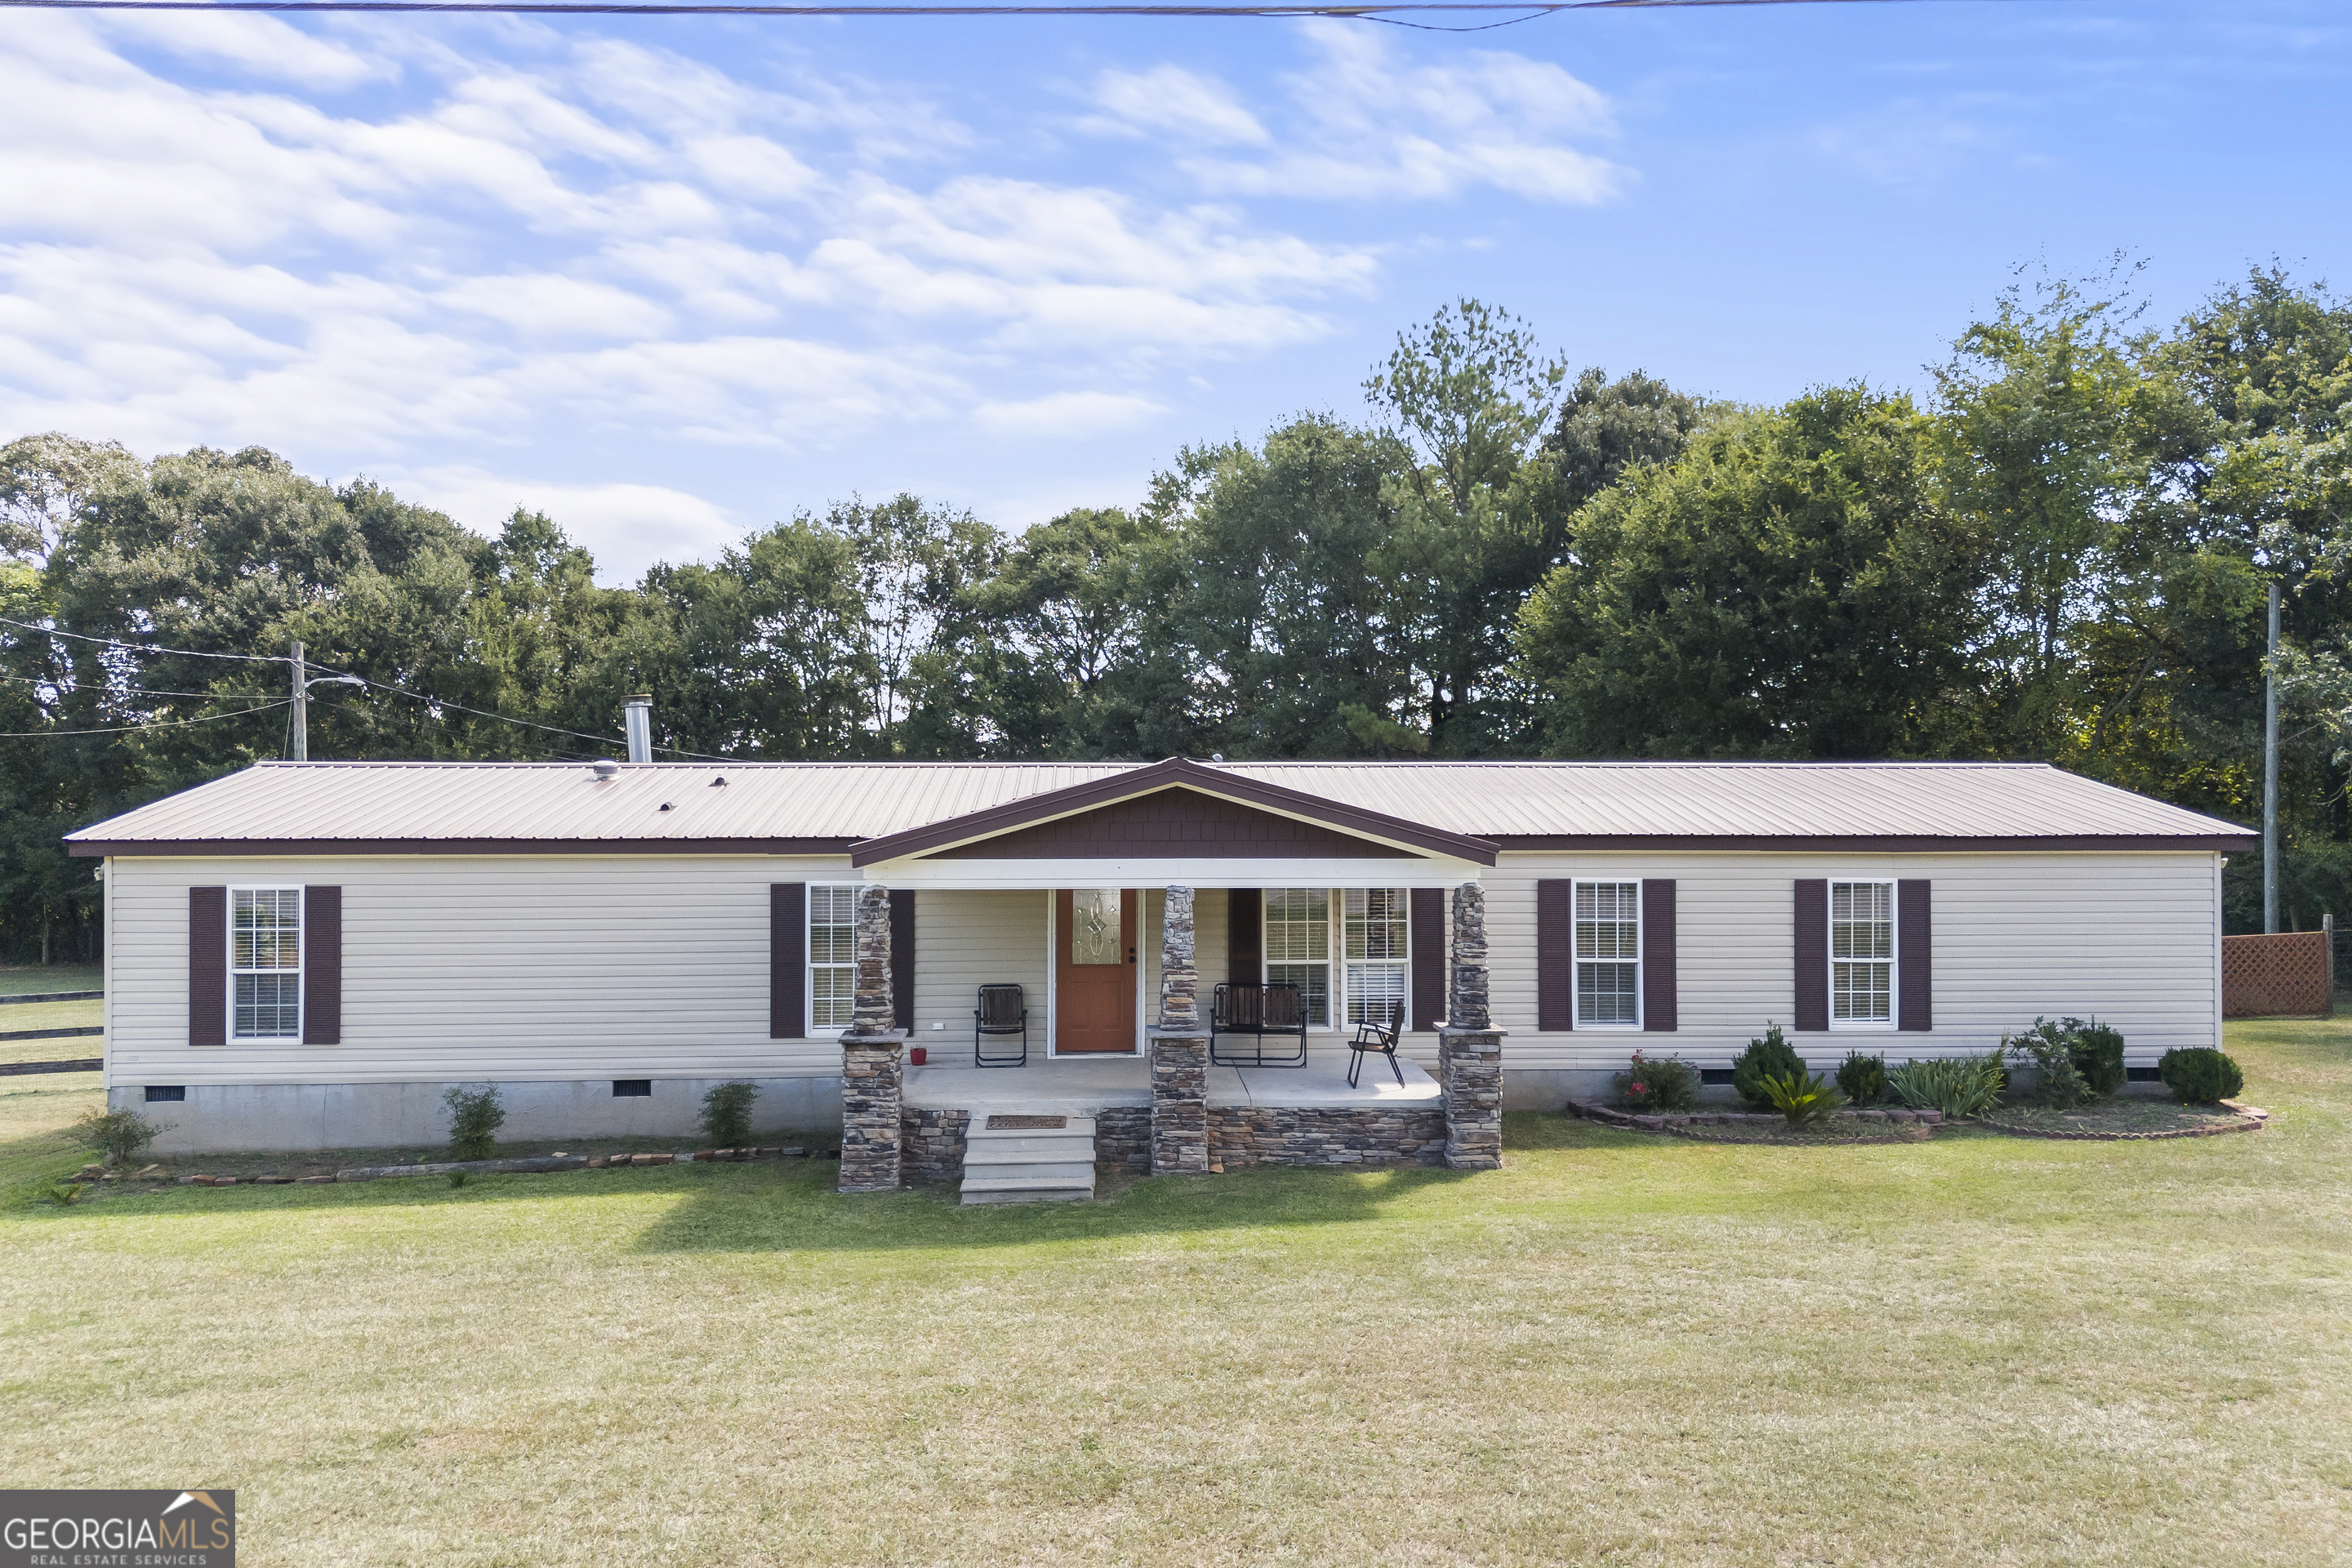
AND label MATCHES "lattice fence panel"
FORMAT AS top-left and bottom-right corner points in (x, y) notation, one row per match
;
(2221, 931), (2333, 1018)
